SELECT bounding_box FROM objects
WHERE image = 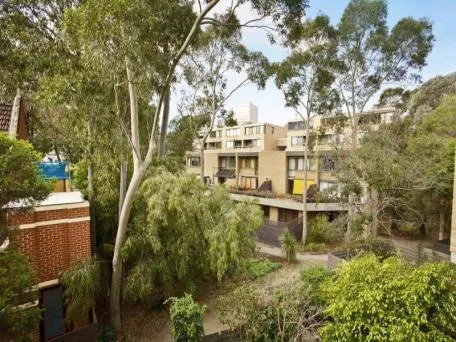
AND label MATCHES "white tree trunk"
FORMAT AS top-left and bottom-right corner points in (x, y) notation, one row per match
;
(158, 87), (170, 157)
(302, 117), (310, 243)
(119, 160), (127, 219)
